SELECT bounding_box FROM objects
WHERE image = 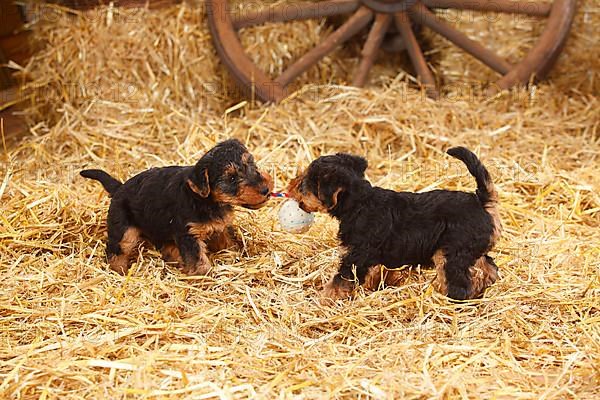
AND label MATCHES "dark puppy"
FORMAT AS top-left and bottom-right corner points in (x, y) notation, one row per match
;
(81, 139), (273, 275)
(287, 147), (501, 301)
